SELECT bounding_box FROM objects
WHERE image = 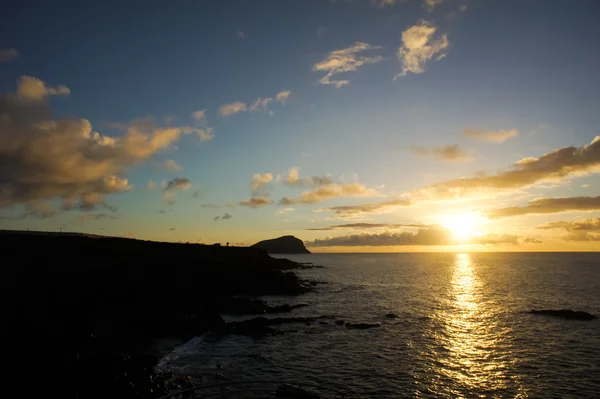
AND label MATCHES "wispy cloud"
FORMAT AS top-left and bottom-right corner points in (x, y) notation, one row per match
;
(414, 136), (600, 200)
(423, 0), (445, 11)
(75, 213), (118, 222)
(249, 97), (273, 113)
(191, 109), (205, 120)
(317, 198), (412, 217)
(488, 196), (600, 218)
(219, 101), (247, 116)
(214, 212), (232, 221)
(464, 128), (519, 144)
(313, 42), (383, 88)
(307, 228), (453, 246)
(147, 180), (157, 191)
(163, 177), (191, 204)
(411, 144), (473, 162)
(279, 182), (379, 205)
(276, 207), (296, 214)
(239, 196), (273, 208)
(537, 218), (600, 241)
(276, 90), (292, 104)
(396, 21), (449, 78)
(307, 222), (428, 231)
(0, 48), (19, 63)
(163, 159), (183, 172)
